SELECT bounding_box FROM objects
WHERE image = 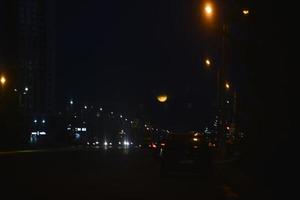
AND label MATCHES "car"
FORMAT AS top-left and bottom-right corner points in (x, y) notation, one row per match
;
(160, 132), (212, 177)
